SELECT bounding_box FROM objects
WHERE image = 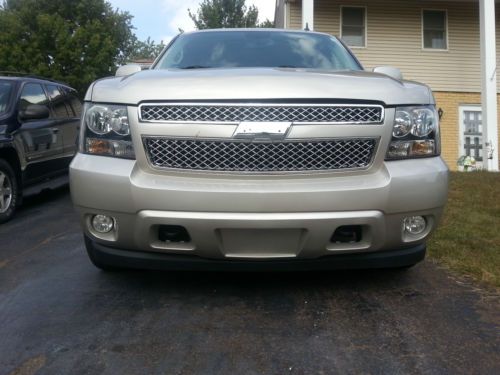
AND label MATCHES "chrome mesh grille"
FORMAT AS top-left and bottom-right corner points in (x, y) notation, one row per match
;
(140, 104), (384, 124)
(144, 138), (377, 172)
